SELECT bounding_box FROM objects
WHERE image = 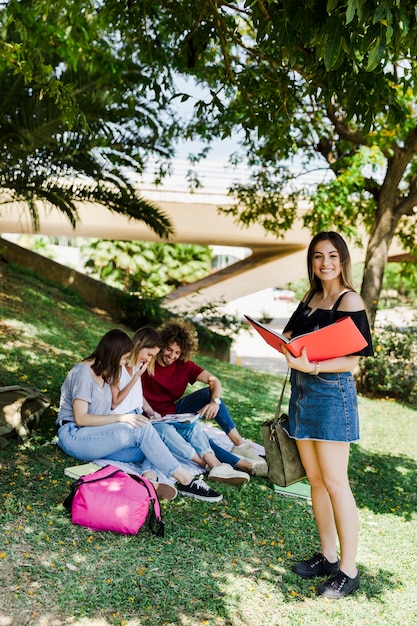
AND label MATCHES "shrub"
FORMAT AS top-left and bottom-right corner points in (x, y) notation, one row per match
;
(120, 293), (239, 361)
(356, 324), (417, 405)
